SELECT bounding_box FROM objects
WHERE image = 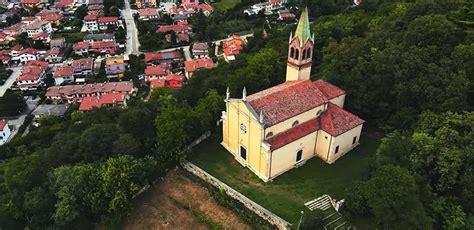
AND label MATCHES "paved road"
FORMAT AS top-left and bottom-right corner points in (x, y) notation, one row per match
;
(121, 0), (140, 56)
(0, 67), (21, 97)
(156, 34), (254, 61)
(5, 97), (40, 142)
